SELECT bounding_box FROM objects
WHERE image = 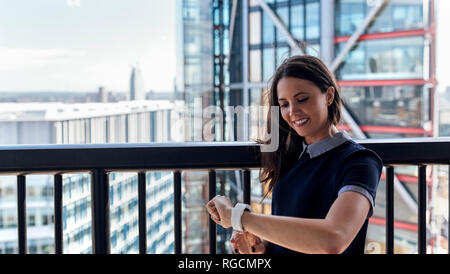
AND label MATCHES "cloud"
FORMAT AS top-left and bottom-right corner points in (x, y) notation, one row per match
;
(0, 47), (87, 70)
(66, 0), (81, 8)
